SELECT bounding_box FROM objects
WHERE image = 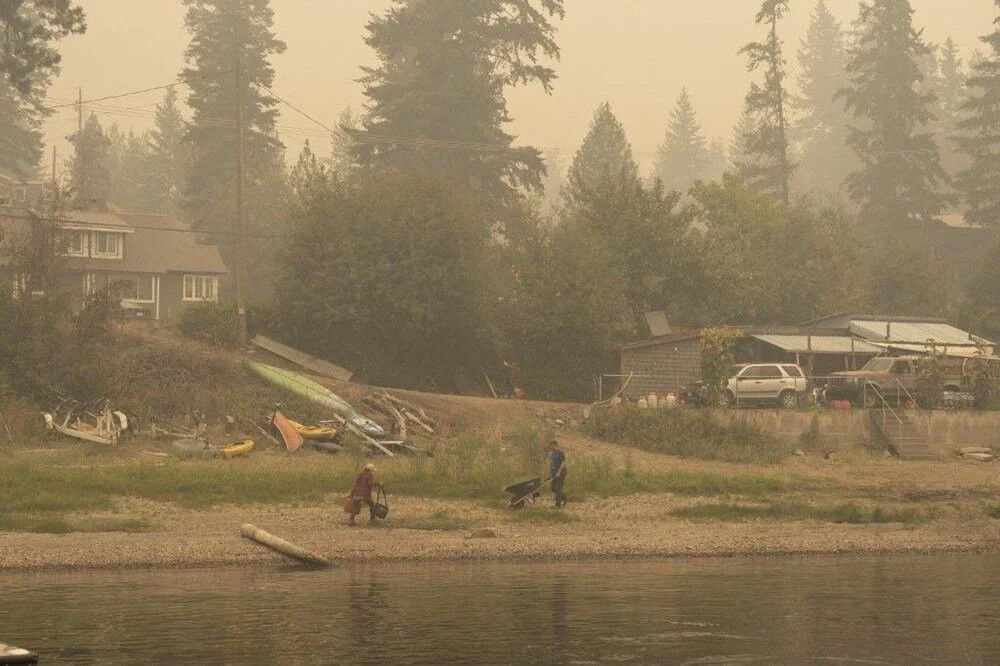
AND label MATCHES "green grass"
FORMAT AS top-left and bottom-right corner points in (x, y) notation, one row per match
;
(0, 422), (793, 532)
(670, 501), (924, 524)
(988, 505), (1000, 519)
(0, 514), (157, 534)
(585, 407), (787, 464)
